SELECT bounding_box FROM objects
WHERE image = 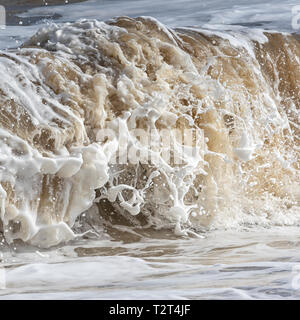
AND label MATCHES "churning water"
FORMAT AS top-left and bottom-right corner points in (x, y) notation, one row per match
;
(0, 0), (300, 299)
